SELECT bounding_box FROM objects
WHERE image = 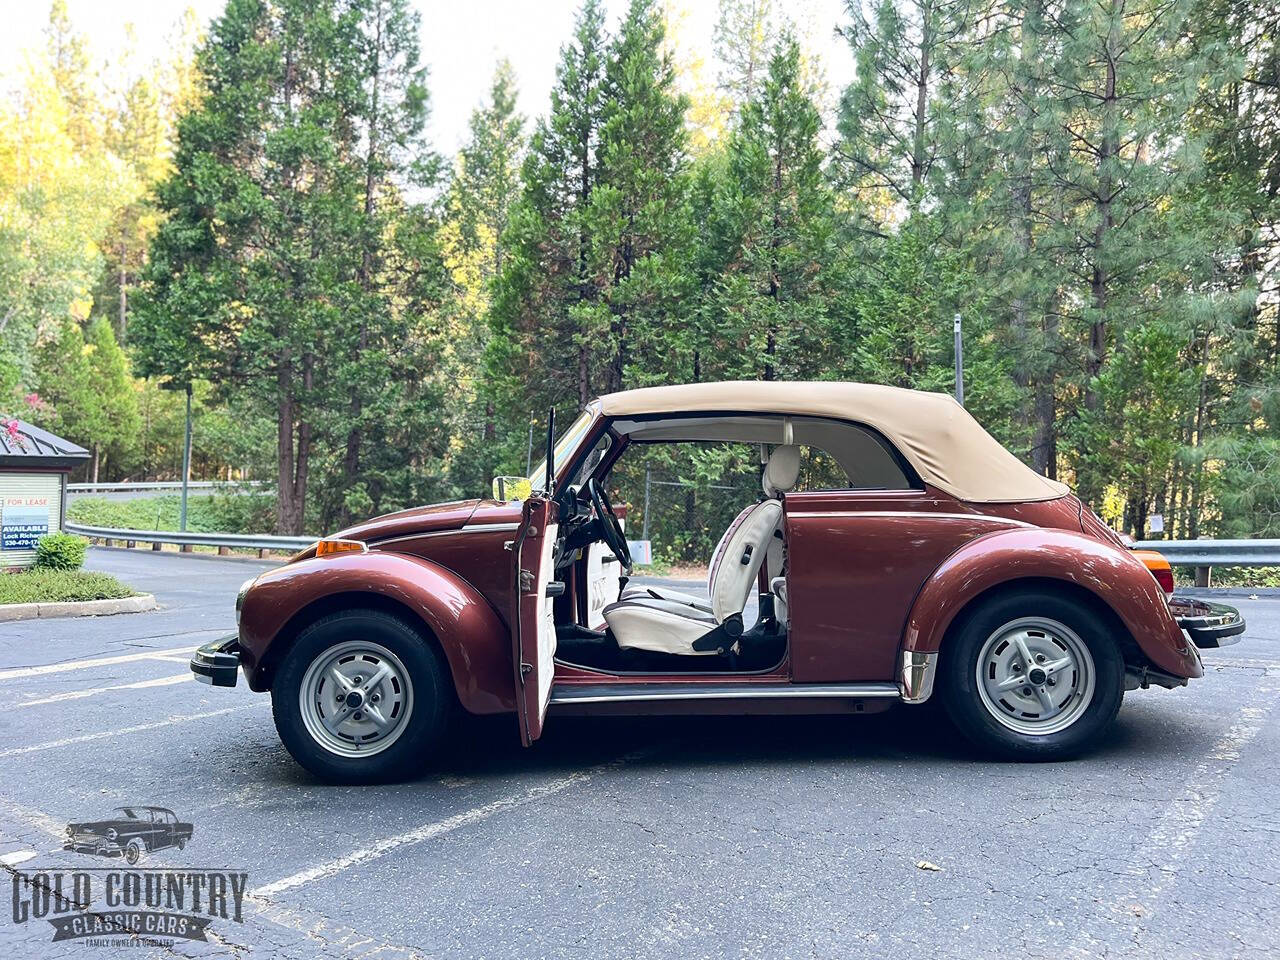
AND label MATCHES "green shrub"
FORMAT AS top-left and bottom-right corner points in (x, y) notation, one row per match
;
(34, 532), (88, 571)
(0, 570), (135, 604)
